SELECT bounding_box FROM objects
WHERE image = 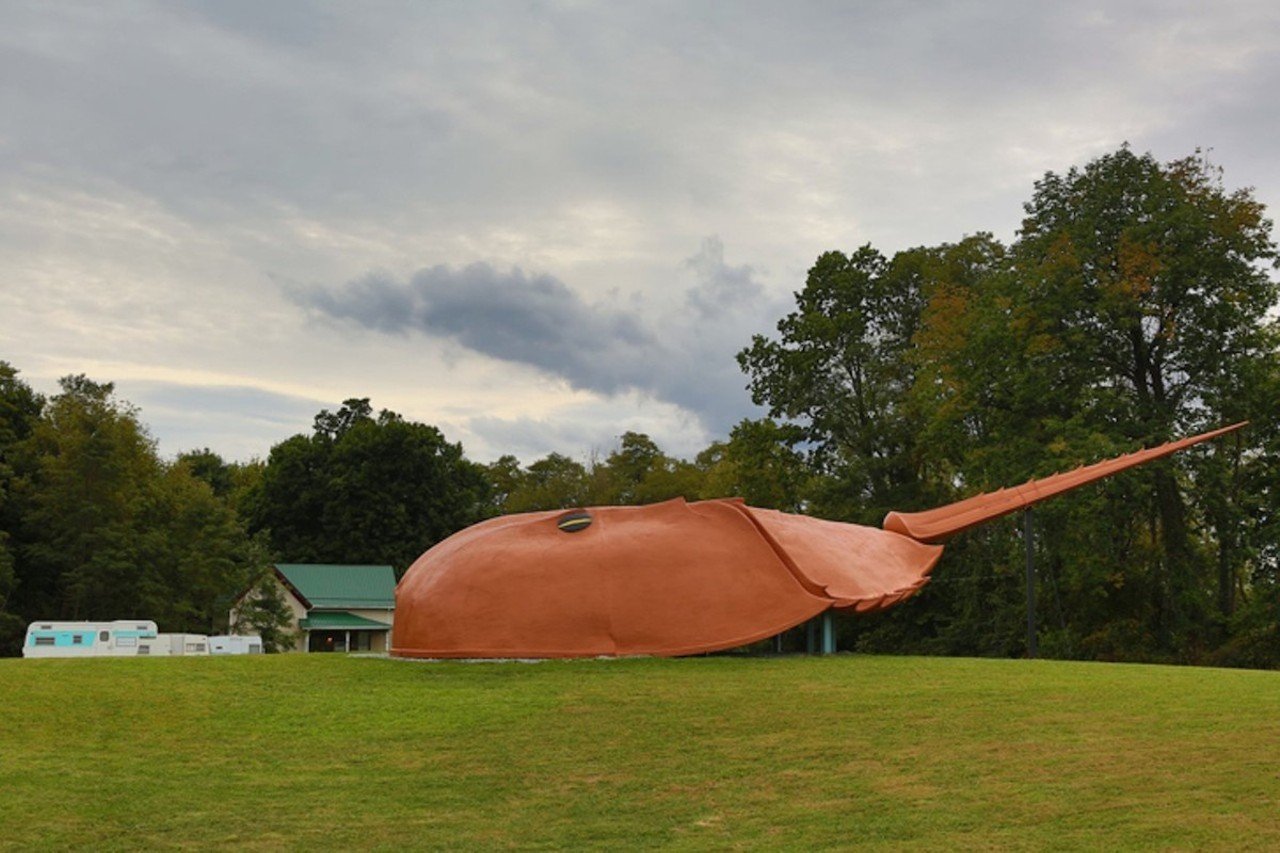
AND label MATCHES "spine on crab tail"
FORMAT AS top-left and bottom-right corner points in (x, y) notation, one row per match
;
(882, 422), (1247, 544)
